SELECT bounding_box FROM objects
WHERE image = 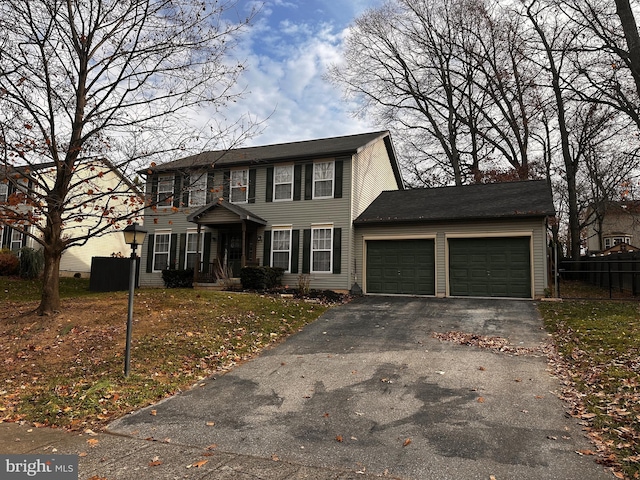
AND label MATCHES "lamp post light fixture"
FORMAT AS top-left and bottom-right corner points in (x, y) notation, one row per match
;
(122, 222), (147, 377)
